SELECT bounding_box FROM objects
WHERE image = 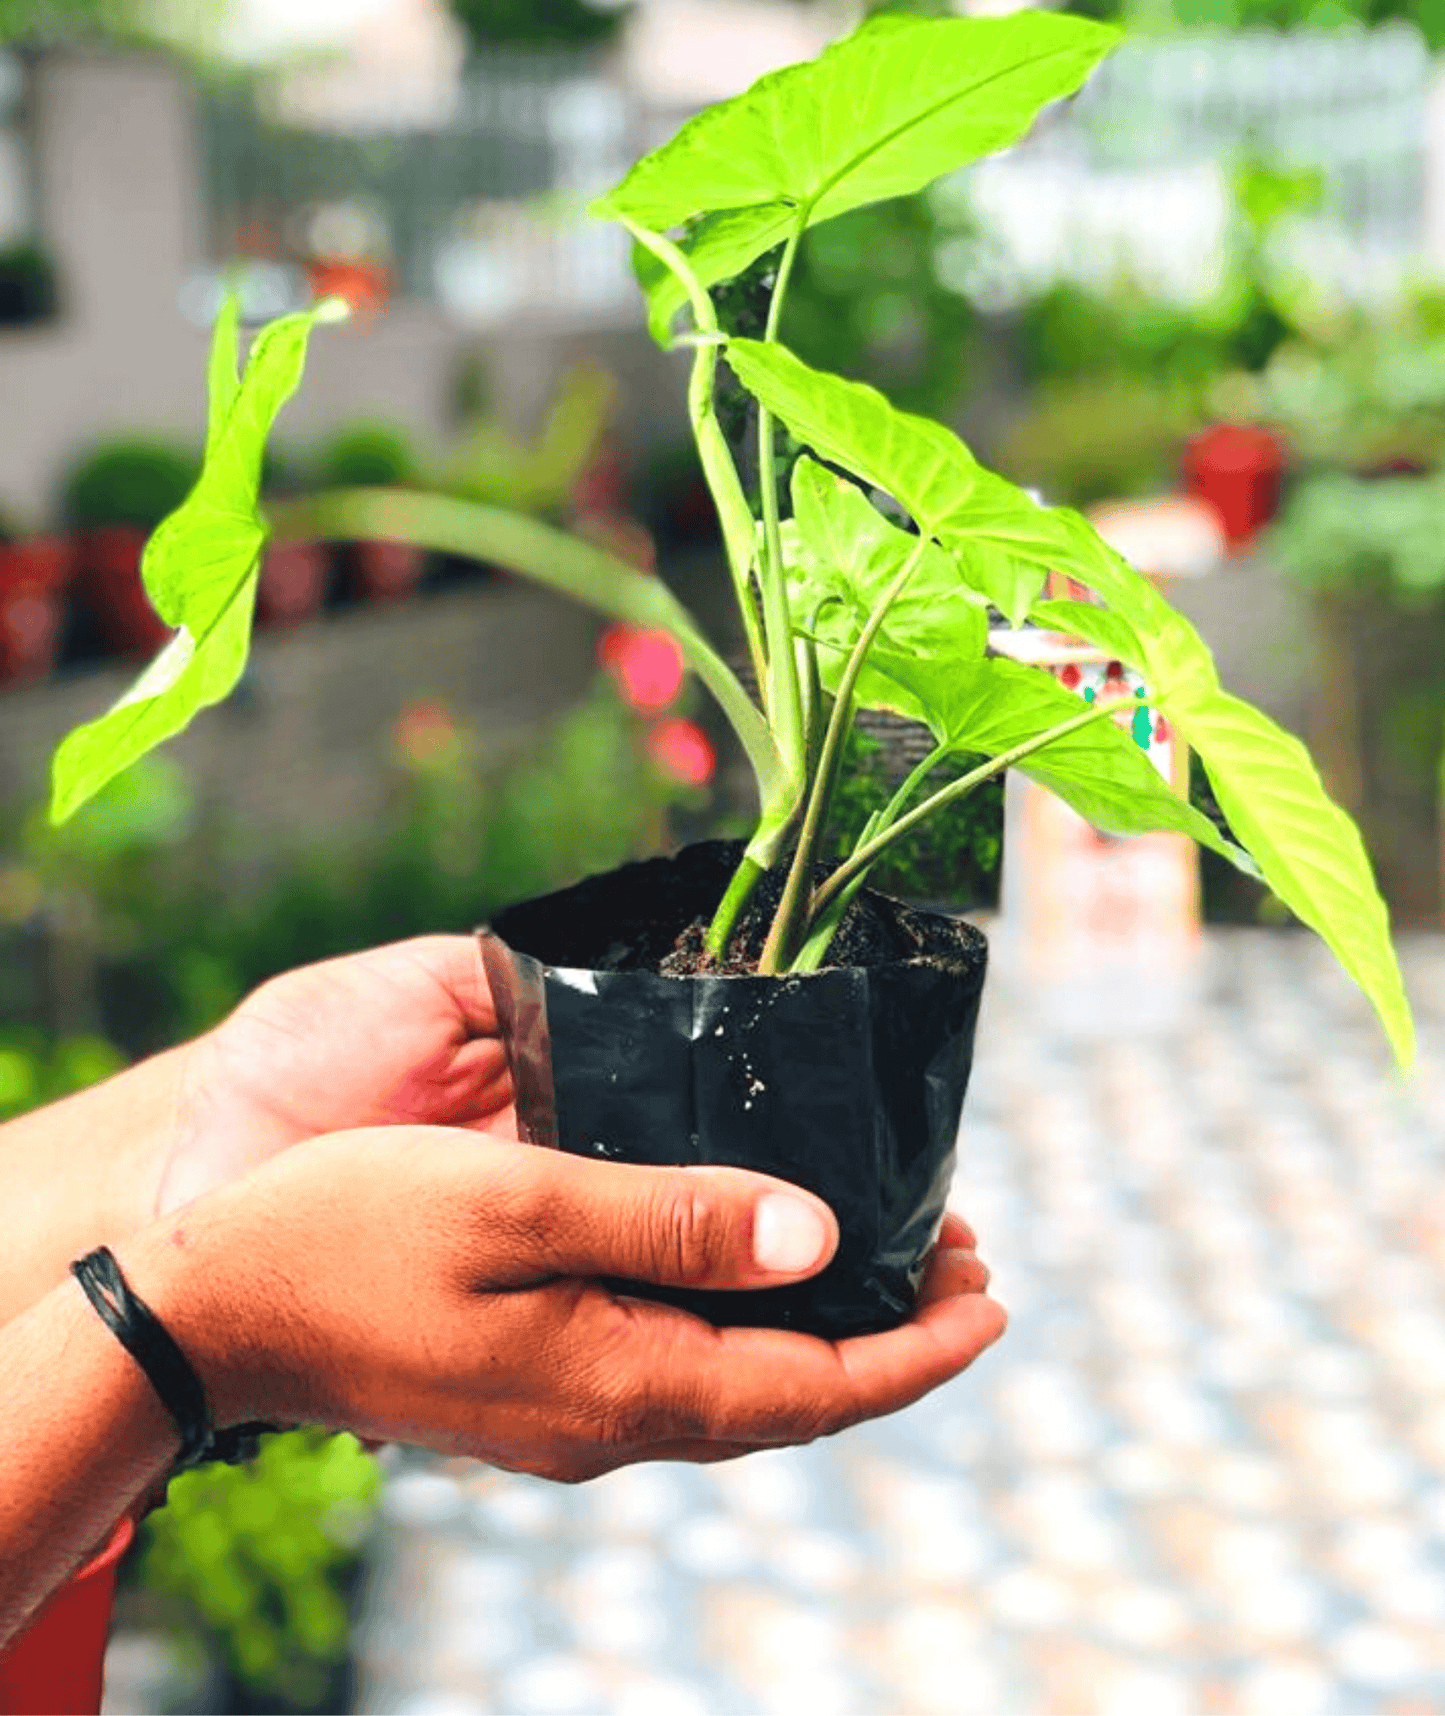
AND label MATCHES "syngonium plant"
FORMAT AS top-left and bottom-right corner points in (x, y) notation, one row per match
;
(47, 12), (1414, 1065)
